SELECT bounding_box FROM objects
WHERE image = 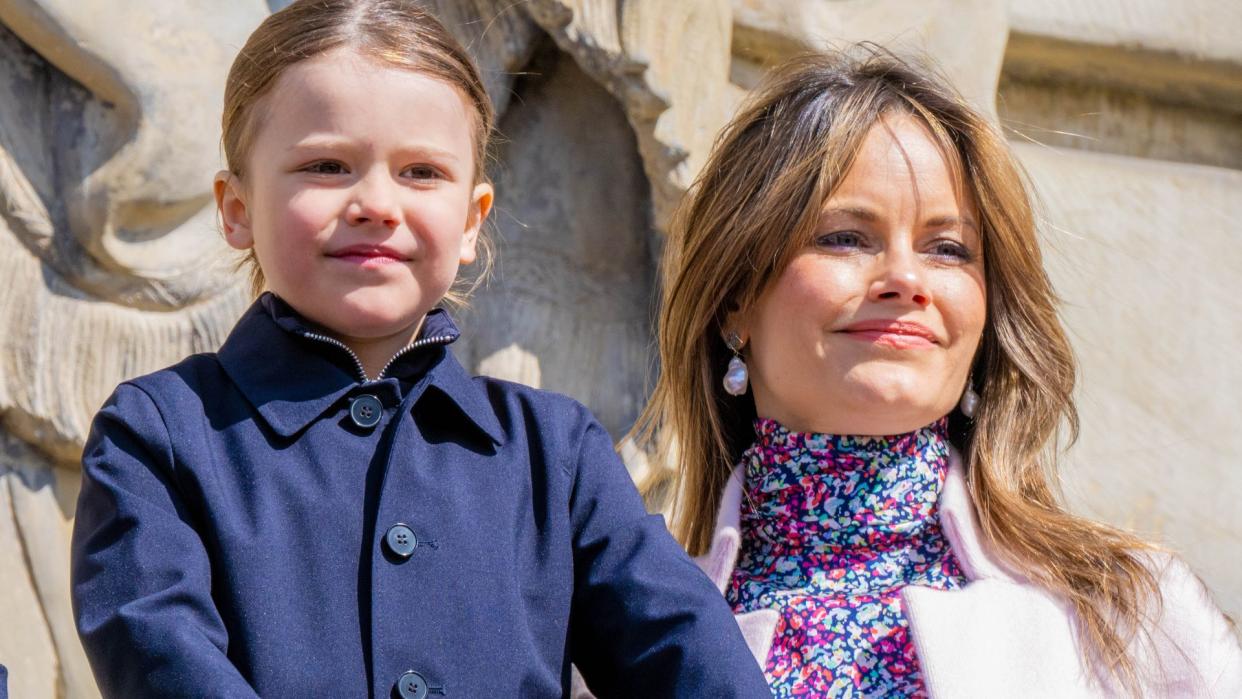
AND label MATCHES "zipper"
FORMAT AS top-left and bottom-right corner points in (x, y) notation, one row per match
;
(375, 334), (456, 380)
(301, 331), (455, 383)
